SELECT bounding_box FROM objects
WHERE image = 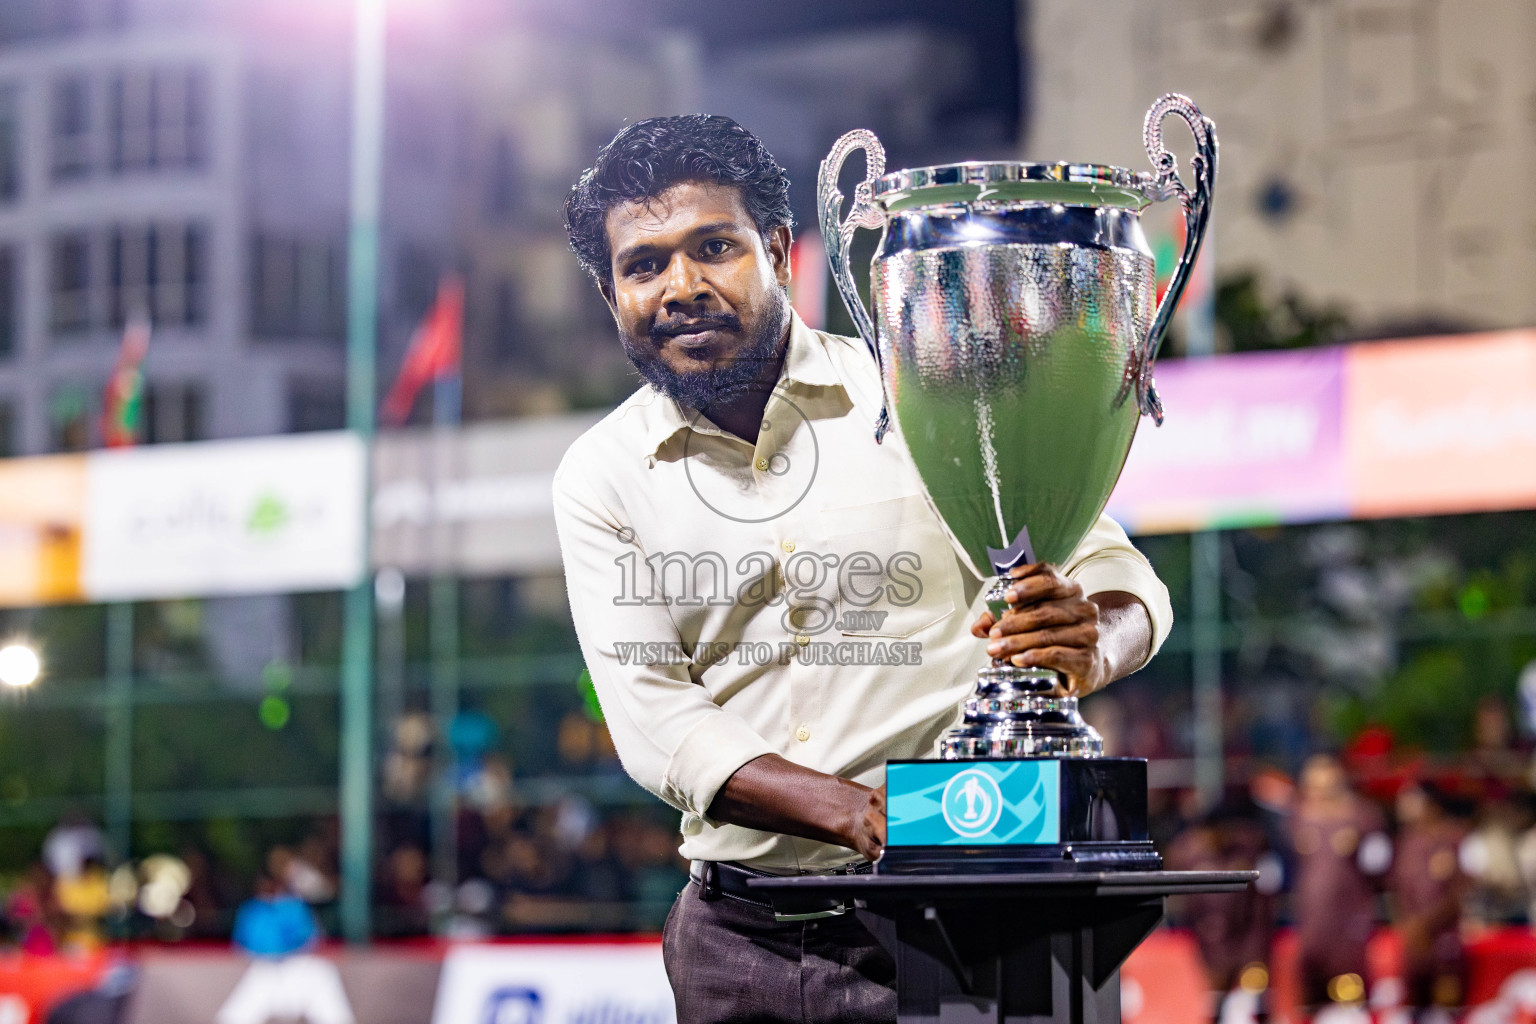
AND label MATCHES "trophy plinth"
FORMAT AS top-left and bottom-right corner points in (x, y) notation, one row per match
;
(818, 94), (1216, 874)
